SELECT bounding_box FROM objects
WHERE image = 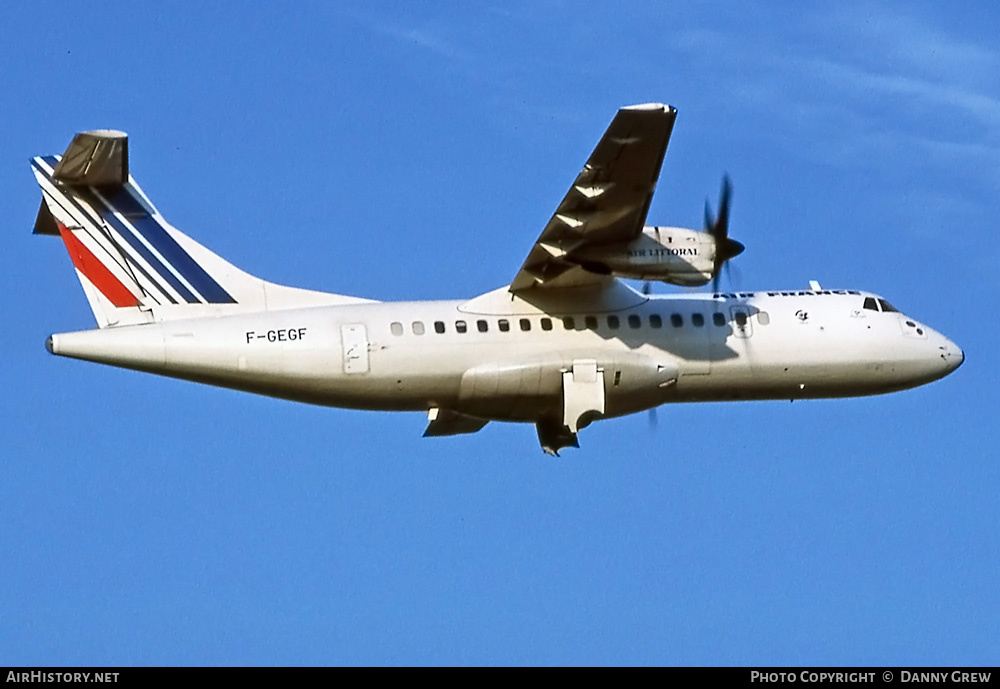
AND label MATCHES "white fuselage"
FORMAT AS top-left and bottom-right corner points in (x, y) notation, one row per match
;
(47, 286), (964, 424)
(34, 115), (964, 453)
